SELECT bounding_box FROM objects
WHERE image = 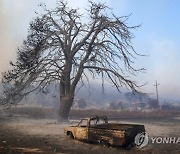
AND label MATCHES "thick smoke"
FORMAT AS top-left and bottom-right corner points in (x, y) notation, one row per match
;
(0, 0), (86, 79)
(0, 0), (54, 78)
(0, 0), (18, 76)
